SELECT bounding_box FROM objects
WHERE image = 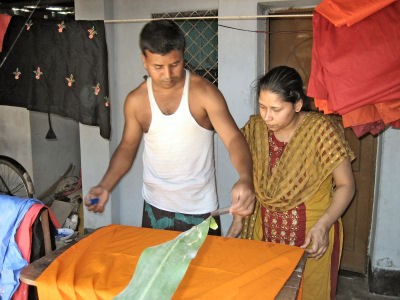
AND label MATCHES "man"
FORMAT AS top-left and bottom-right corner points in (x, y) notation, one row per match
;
(85, 20), (254, 236)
